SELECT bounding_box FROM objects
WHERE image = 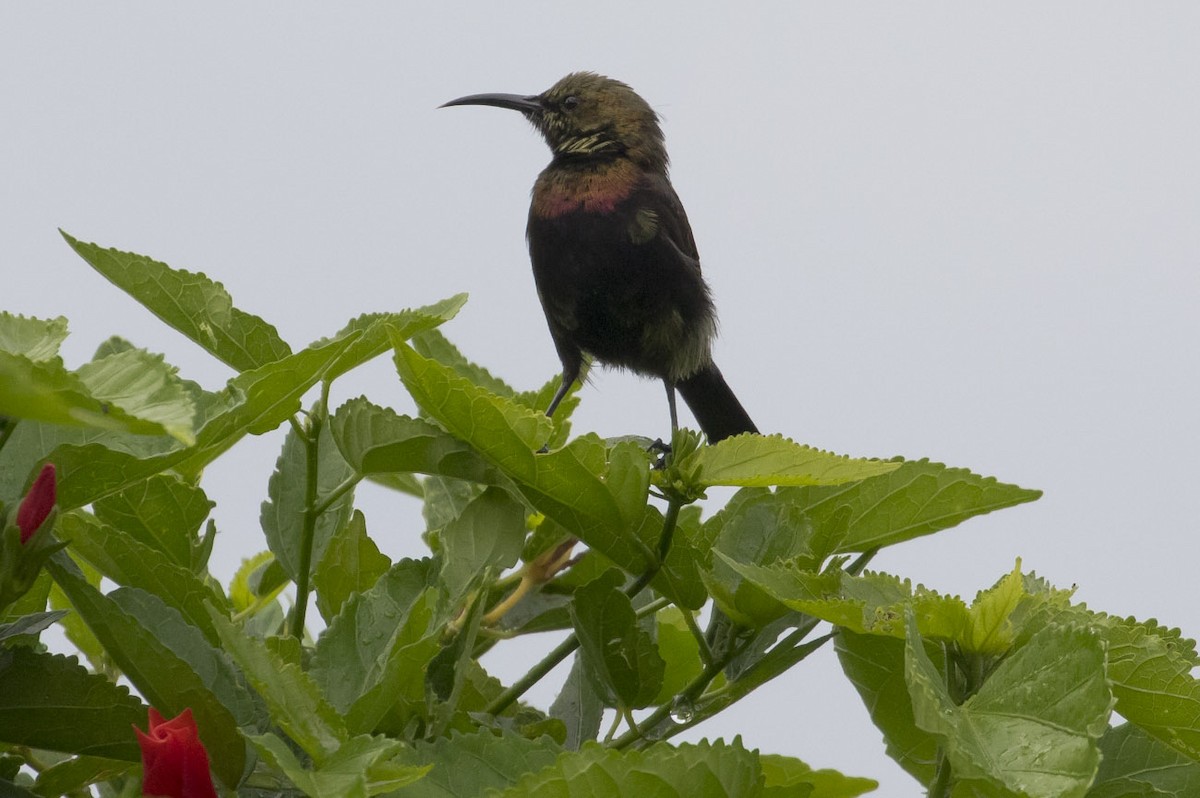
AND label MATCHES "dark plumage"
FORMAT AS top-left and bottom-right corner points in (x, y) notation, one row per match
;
(443, 72), (757, 442)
